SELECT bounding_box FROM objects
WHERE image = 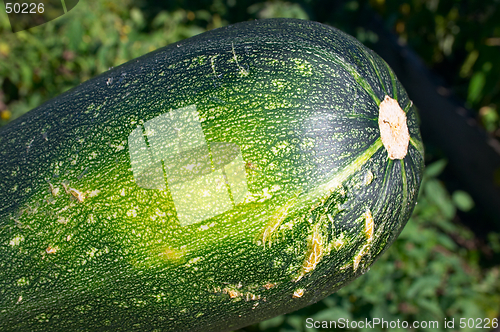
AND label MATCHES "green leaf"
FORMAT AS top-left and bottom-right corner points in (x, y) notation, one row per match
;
(321, 296), (336, 308)
(487, 232), (500, 253)
(20, 62), (33, 92)
(467, 71), (485, 105)
(286, 315), (304, 331)
(460, 50), (478, 78)
(436, 232), (458, 251)
(67, 19), (83, 51)
(452, 190), (475, 212)
(424, 159), (447, 178)
(406, 276), (441, 299)
(415, 297), (444, 320)
(479, 106), (499, 132)
(130, 8), (145, 29)
(259, 315), (285, 330)
(311, 307), (352, 322)
(425, 179), (456, 219)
